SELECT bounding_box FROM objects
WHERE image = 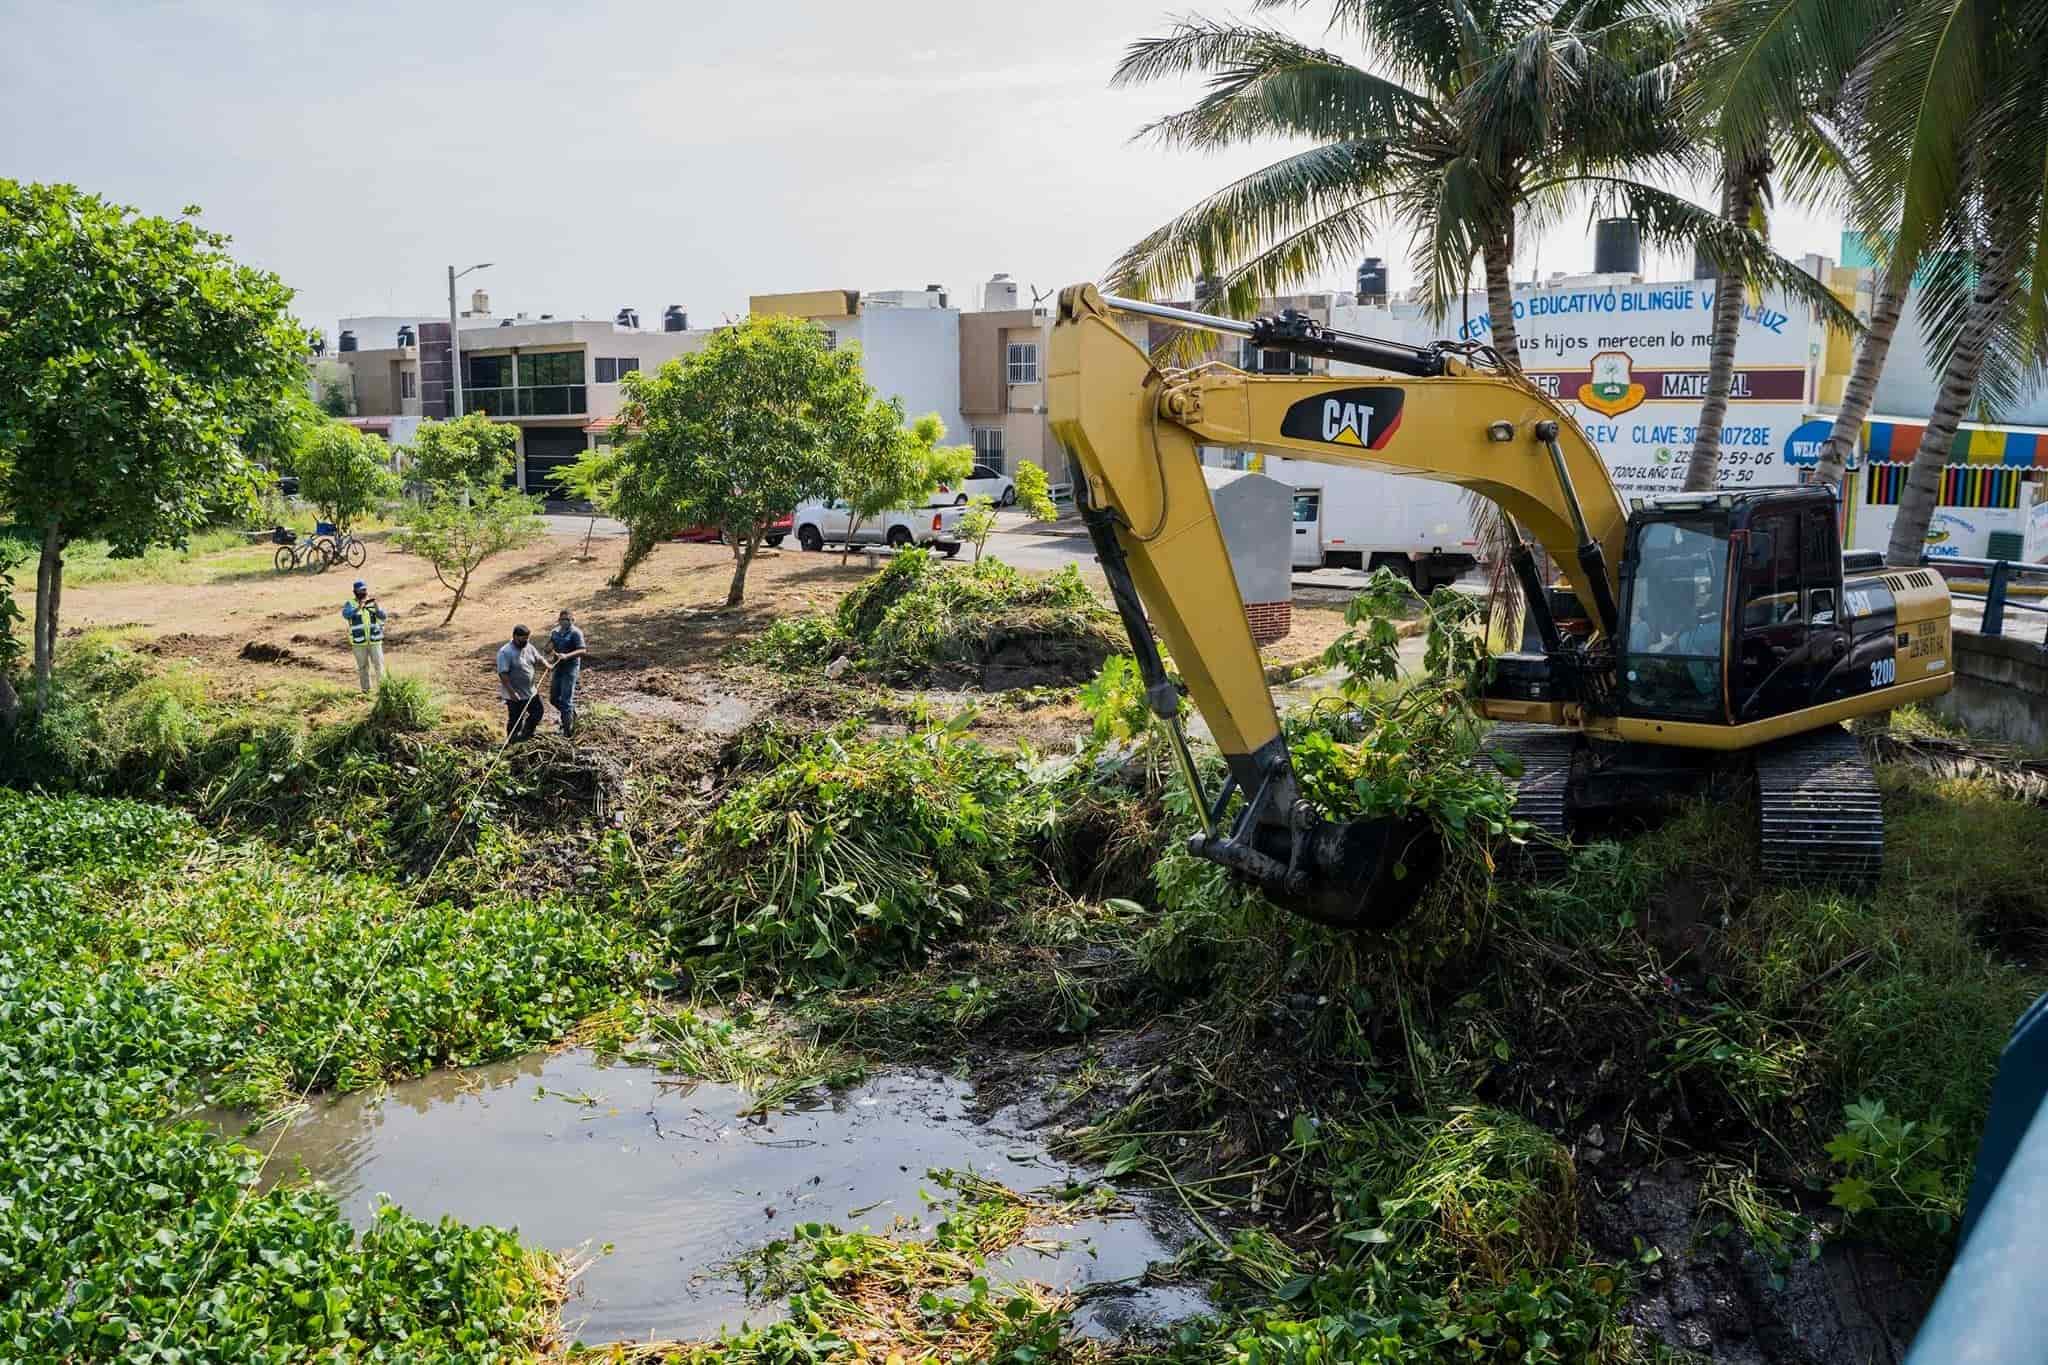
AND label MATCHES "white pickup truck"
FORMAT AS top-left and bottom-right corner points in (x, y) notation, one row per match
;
(791, 500), (966, 557)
